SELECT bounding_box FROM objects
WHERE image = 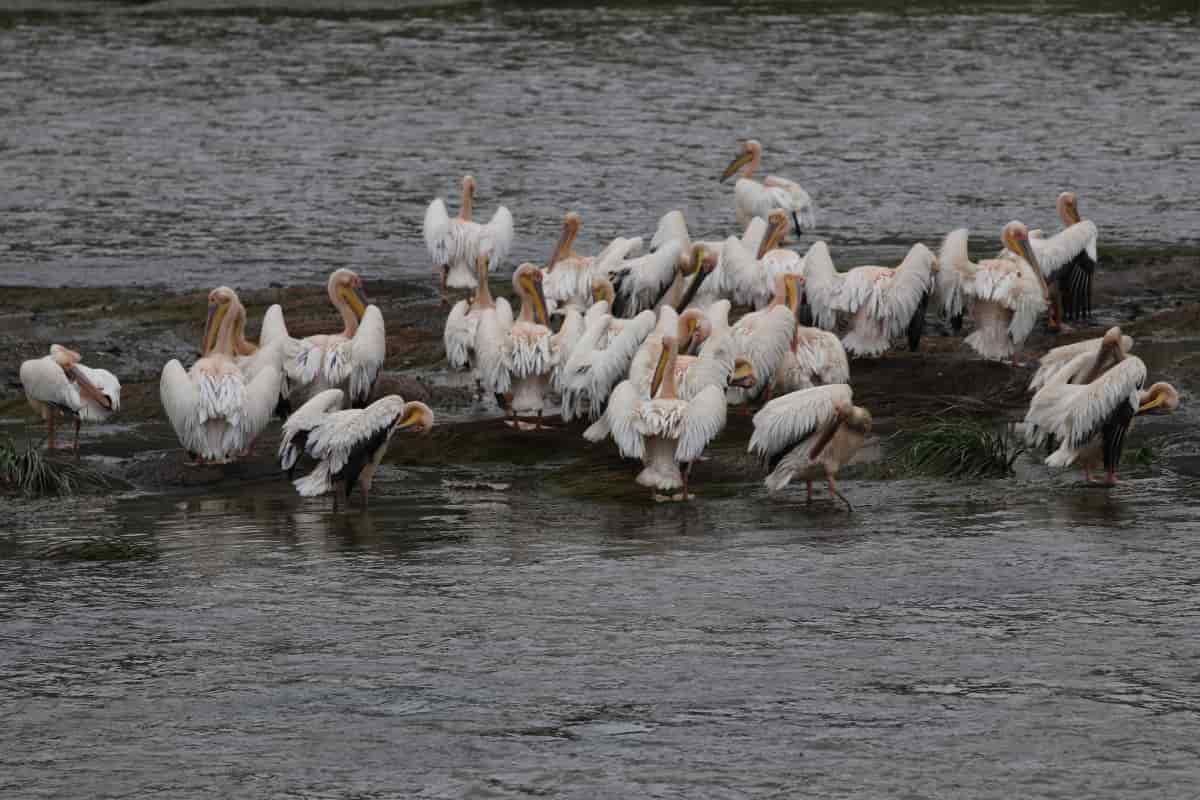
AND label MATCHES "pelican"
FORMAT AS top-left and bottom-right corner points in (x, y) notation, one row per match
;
(541, 212), (641, 312)
(19, 345), (121, 451)
(720, 139), (816, 239)
(749, 384), (873, 510)
(716, 210), (801, 309)
(557, 280), (656, 421)
(160, 290), (284, 464)
(1002, 192), (1098, 323)
(615, 336), (728, 501)
(478, 264), (581, 427)
(1025, 352), (1179, 485)
(279, 388), (346, 478)
(937, 223), (1051, 364)
(444, 248), (514, 396)
(600, 239), (688, 318)
(772, 325), (850, 396)
(259, 269), (386, 407)
(423, 175), (514, 296)
(1028, 326), (1133, 393)
(650, 209), (769, 261)
(292, 395), (434, 510)
(725, 276), (803, 405)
